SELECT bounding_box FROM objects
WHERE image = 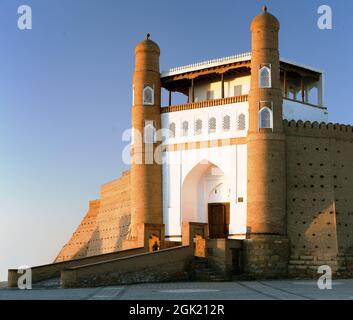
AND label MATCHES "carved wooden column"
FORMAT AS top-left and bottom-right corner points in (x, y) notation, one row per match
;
(221, 73), (225, 98)
(283, 70), (287, 98)
(190, 78), (195, 103)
